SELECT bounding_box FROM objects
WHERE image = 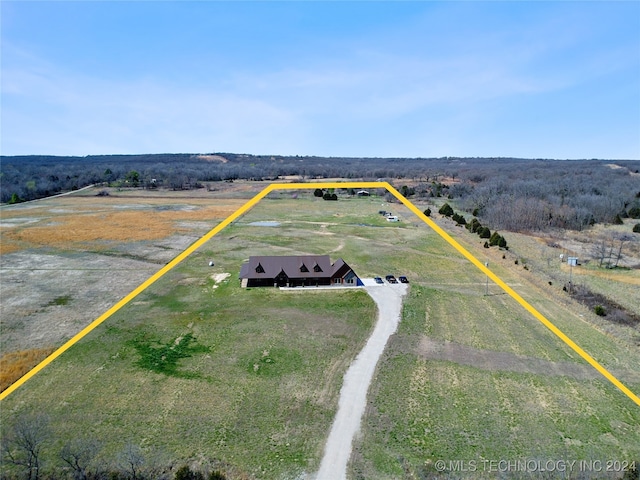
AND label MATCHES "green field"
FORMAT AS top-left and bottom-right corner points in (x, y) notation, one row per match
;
(2, 191), (639, 479)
